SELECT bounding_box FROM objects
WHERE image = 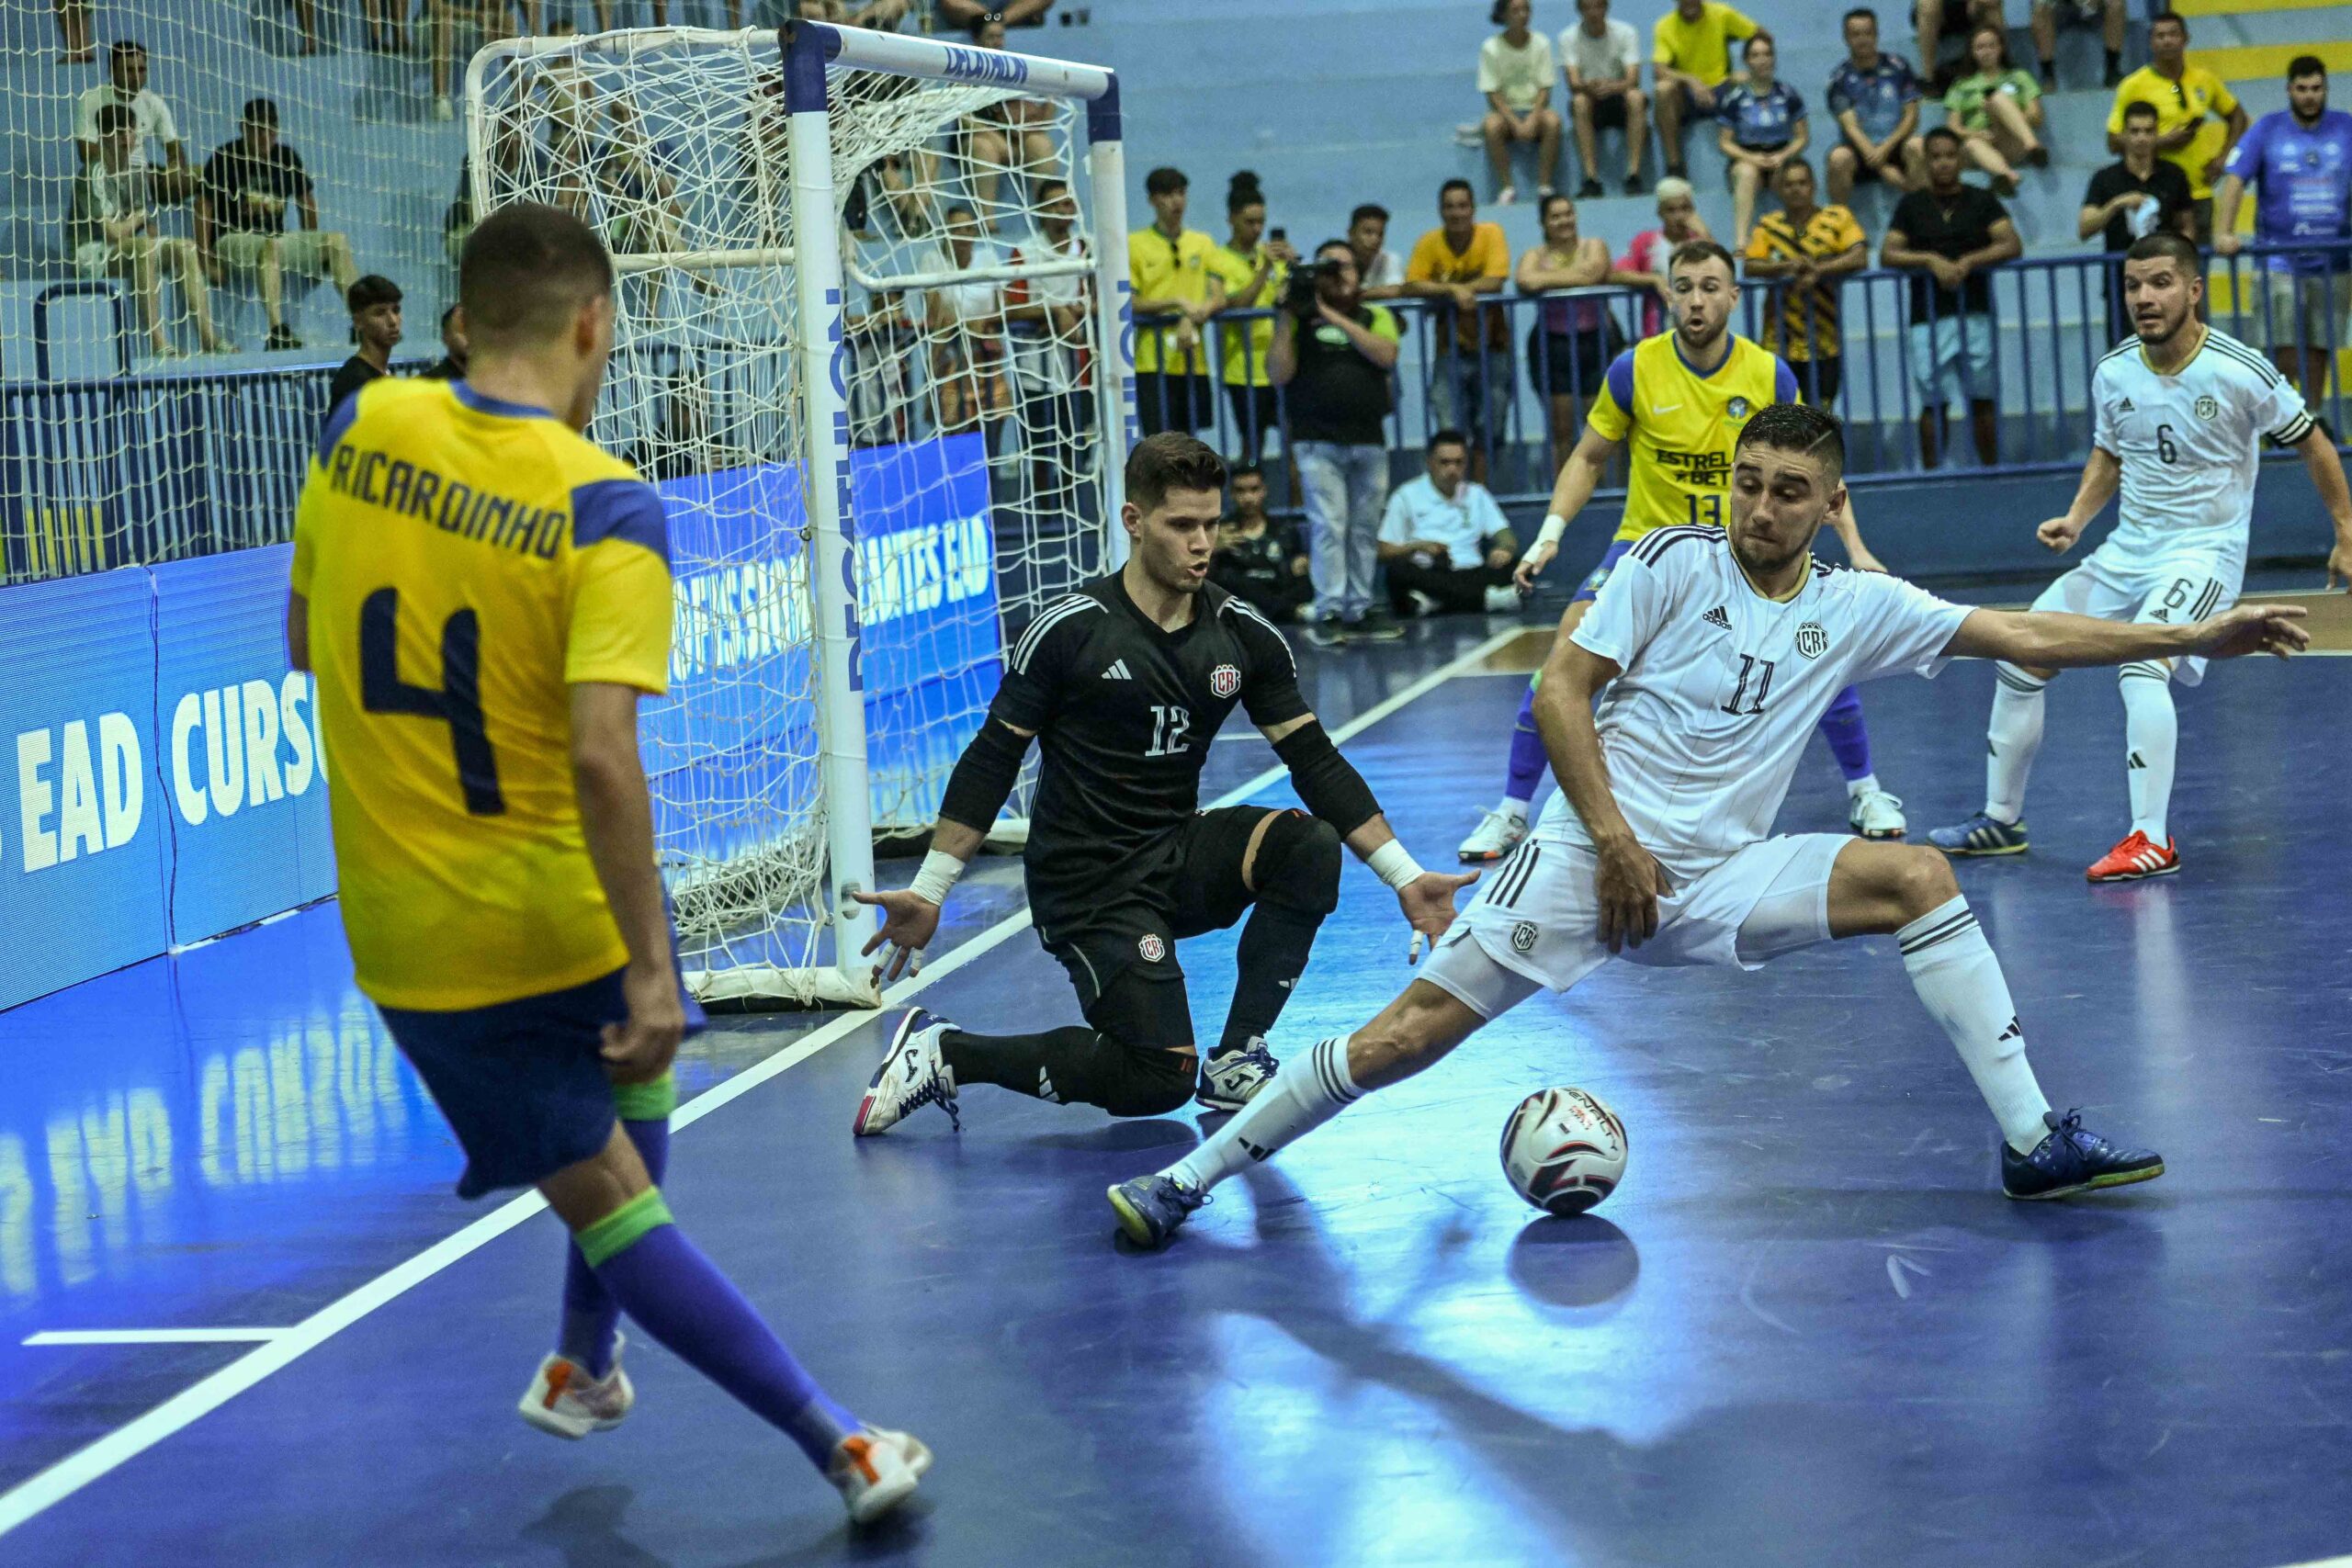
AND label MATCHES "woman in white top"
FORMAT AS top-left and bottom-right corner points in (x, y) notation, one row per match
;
(1478, 0), (1561, 206)
(926, 206), (1010, 436)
